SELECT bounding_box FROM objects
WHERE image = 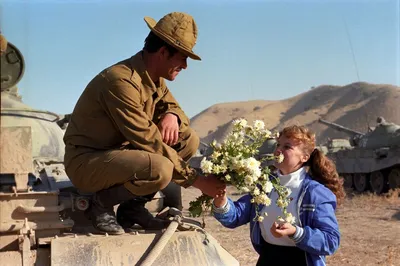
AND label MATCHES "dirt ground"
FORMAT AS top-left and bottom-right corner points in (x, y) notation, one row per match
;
(181, 187), (400, 266)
